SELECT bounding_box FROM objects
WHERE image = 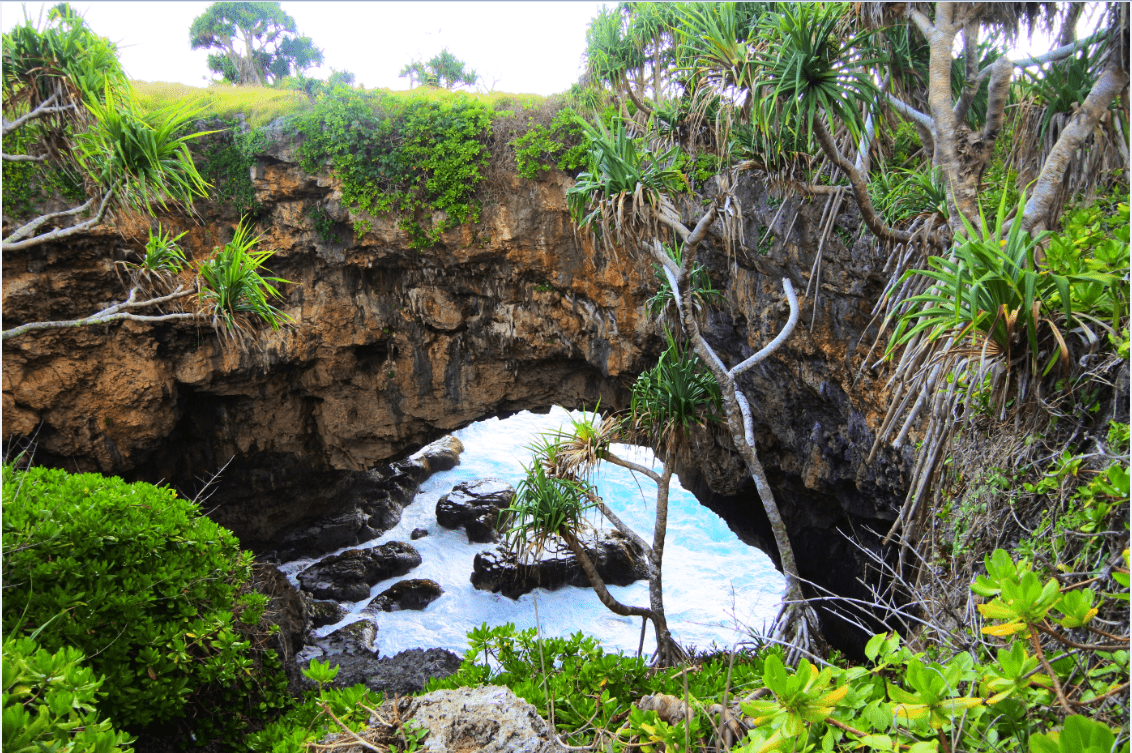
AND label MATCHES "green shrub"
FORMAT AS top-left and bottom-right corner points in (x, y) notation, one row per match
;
(510, 107), (587, 180)
(291, 86), (493, 248)
(2, 635), (134, 753)
(246, 662), (382, 753)
(1, 464), (281, 732)
(197, 121), (270, 219)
